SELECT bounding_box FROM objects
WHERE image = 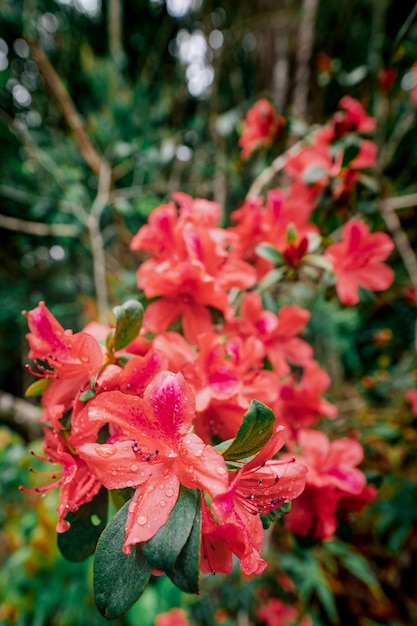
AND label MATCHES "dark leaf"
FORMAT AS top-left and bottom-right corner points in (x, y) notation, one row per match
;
(94, 500), (152, 620)
(222, 400), (276, 461)
(142, 487), (198, 572)
(58, 487), (108, 562)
